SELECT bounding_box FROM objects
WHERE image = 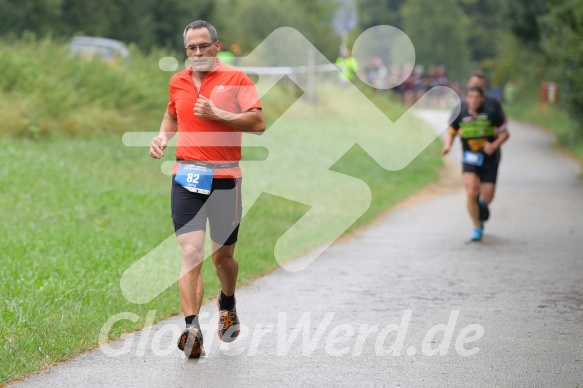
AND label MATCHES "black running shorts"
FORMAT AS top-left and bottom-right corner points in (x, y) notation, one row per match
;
(462, 152), (501, 183)
(171, 177), (242, 245)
